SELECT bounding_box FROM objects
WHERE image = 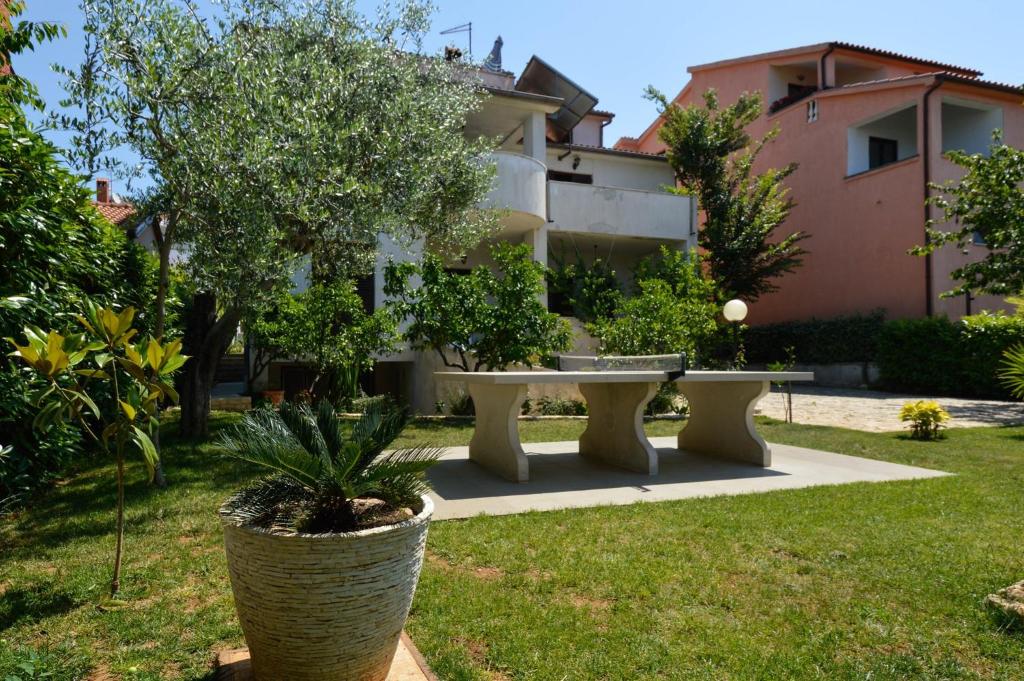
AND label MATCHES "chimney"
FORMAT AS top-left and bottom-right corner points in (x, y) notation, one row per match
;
(96, 178), (111, 203)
